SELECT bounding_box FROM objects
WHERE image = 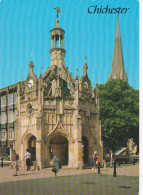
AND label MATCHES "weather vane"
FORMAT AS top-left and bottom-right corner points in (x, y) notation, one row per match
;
(53, 7), (61, 18)
(96, 77), (99, 84)
(30, 54), (33, 60)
